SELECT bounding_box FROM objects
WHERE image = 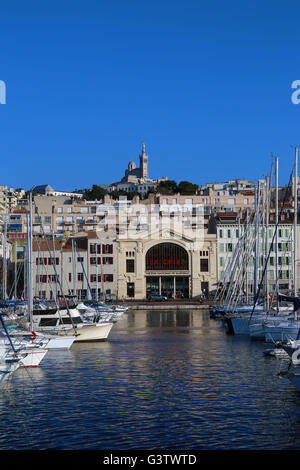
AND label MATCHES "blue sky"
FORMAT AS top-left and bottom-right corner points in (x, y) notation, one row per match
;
(0, 0), (299, 191)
